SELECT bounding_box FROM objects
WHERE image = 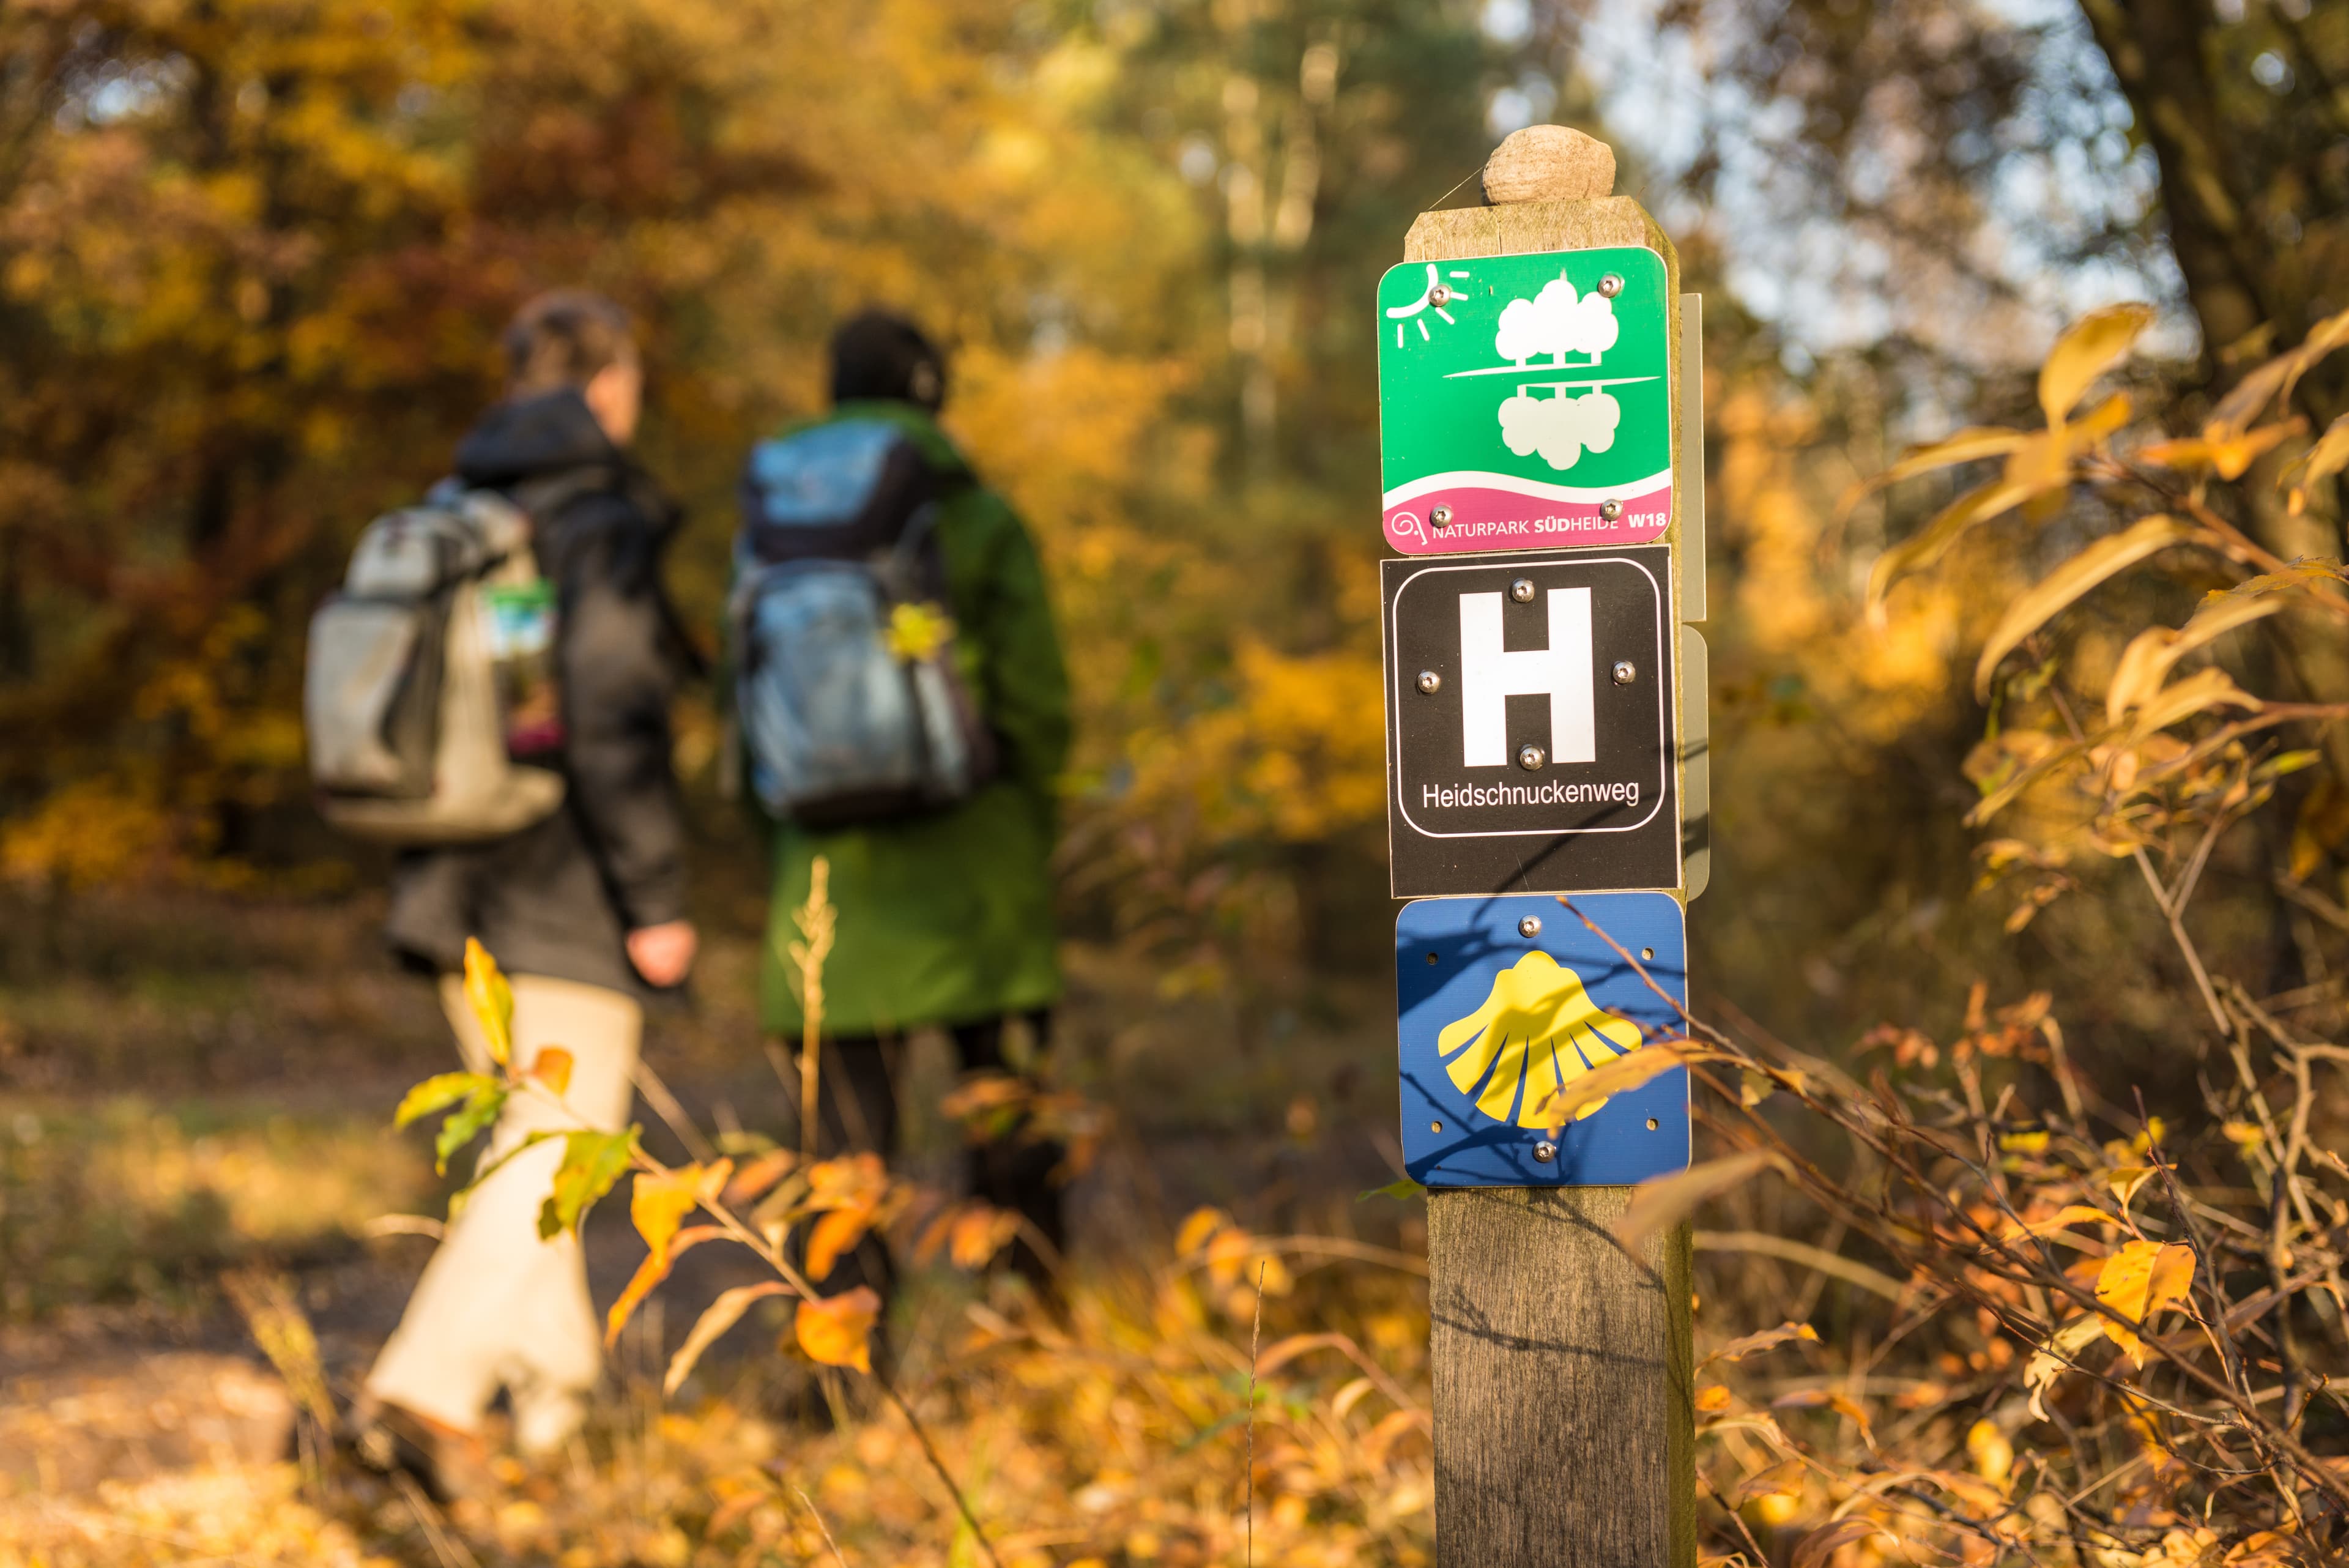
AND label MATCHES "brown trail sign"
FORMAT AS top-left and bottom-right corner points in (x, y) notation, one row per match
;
(1385, 125), (1700, 1568)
